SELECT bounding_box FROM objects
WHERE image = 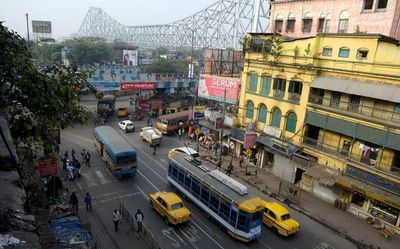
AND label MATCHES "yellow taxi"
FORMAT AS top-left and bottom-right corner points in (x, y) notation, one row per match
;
(262, 201), (300, 236)
(149, 191), (191, 225)
(117, 106), (128, 117)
